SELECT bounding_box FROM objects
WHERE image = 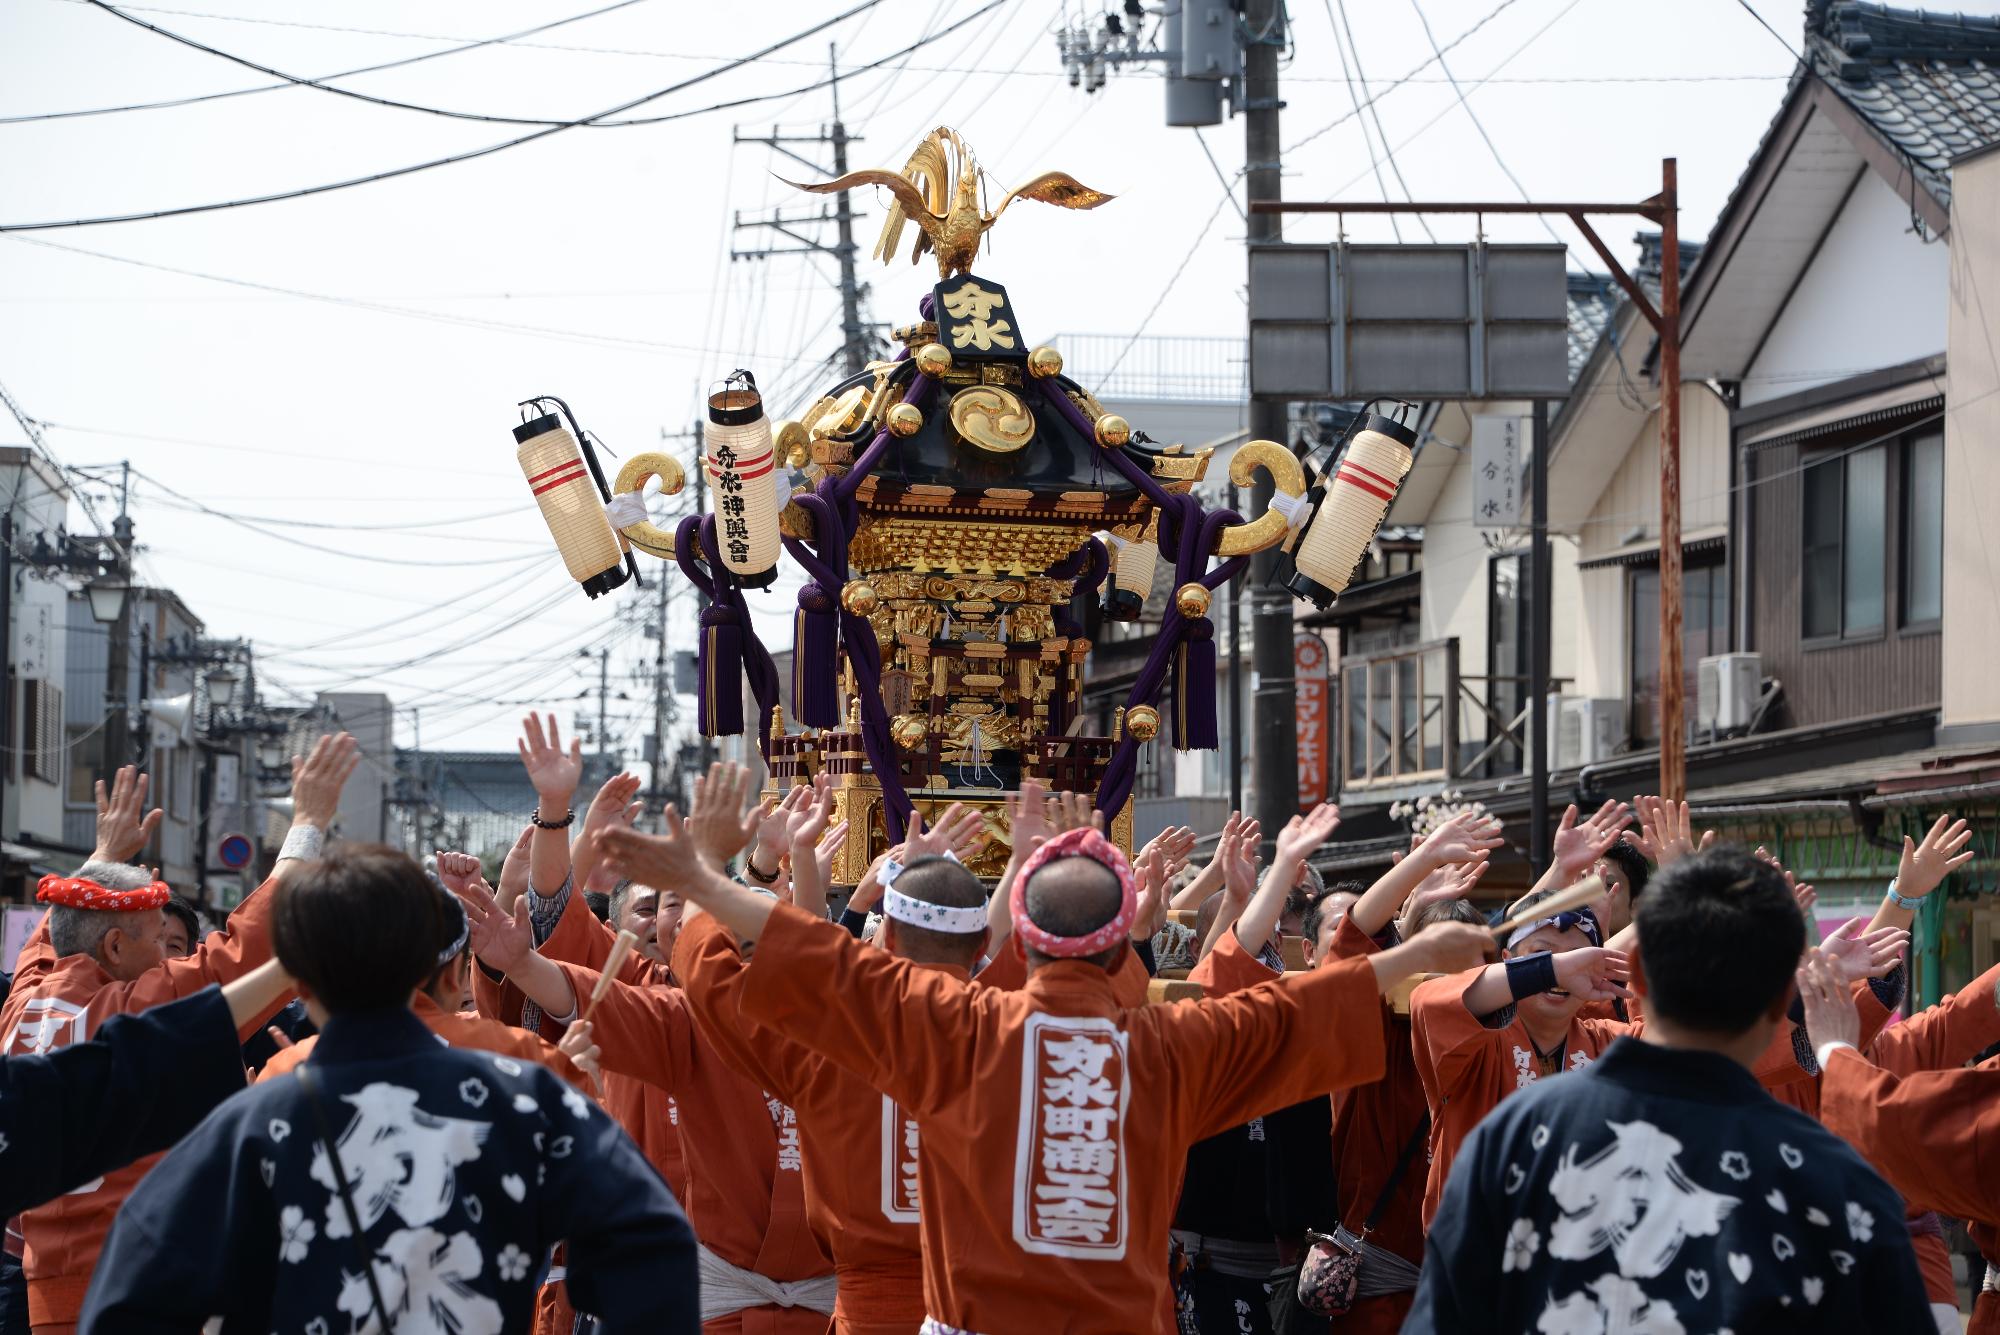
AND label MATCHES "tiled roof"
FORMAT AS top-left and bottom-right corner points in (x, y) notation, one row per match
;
(1566, 272), (1618, 382)
(1809, 1), (2000, 206)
